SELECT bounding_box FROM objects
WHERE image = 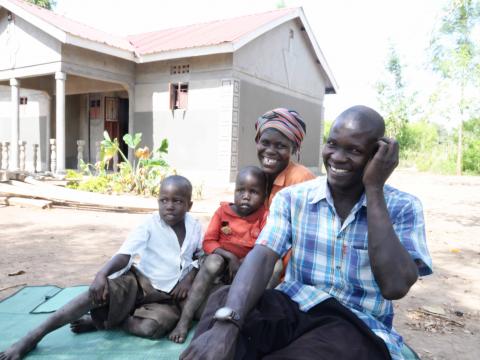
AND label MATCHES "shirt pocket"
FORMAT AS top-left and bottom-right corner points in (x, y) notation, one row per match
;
(346, 247), (374, 290)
